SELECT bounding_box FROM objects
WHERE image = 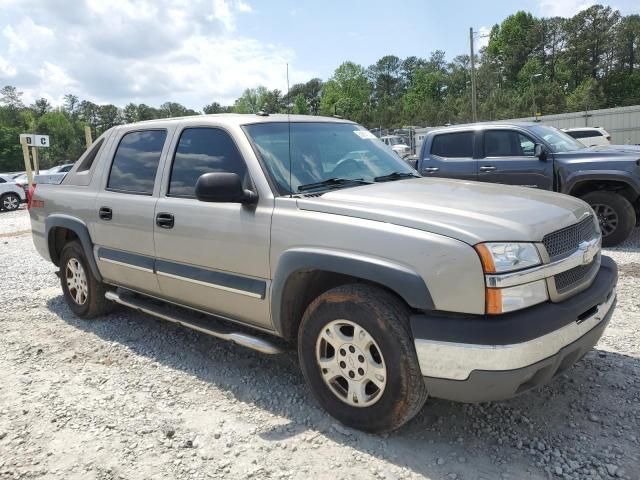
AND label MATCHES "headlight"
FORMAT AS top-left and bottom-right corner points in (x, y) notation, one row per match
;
(475, 242), (541, 273)
(475, 242), (547, 314)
